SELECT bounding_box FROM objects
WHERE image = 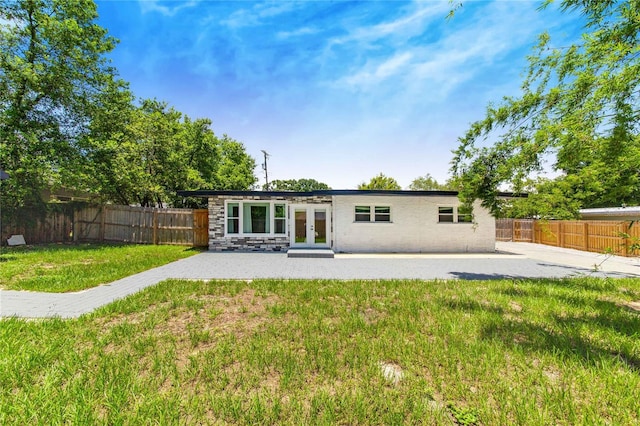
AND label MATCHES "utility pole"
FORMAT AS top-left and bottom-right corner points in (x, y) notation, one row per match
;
(261, 150), (270, 190)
